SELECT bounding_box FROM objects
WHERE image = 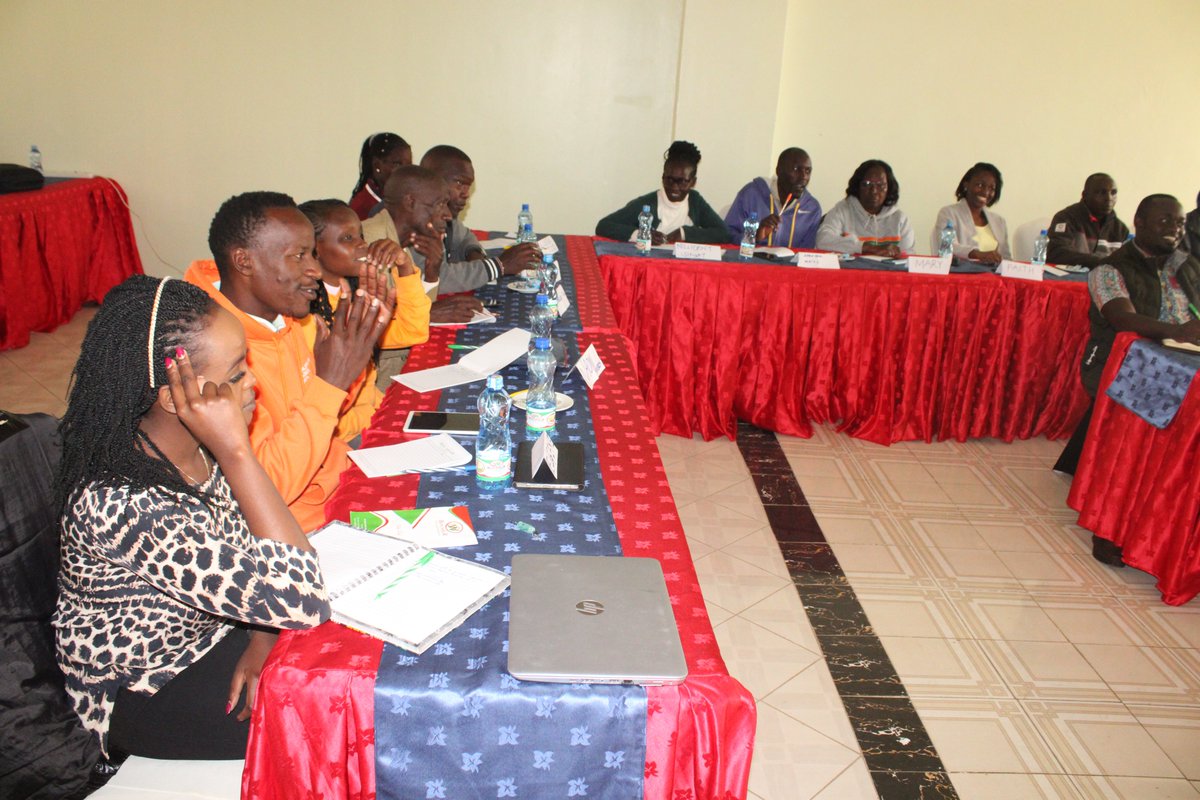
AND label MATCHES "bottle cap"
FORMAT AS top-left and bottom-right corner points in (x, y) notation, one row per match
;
(523, 223), (532, 232)
(486, 373), (504, 389)
(642, 205), (651, 213)
(535, 293), (549, 306)
(542, 253), (554, 263)
(1040, 229), (1047, 235)
(534, 337), (550, 350)
(521, 203), (529, 211)
(748, 210), (759, 221)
